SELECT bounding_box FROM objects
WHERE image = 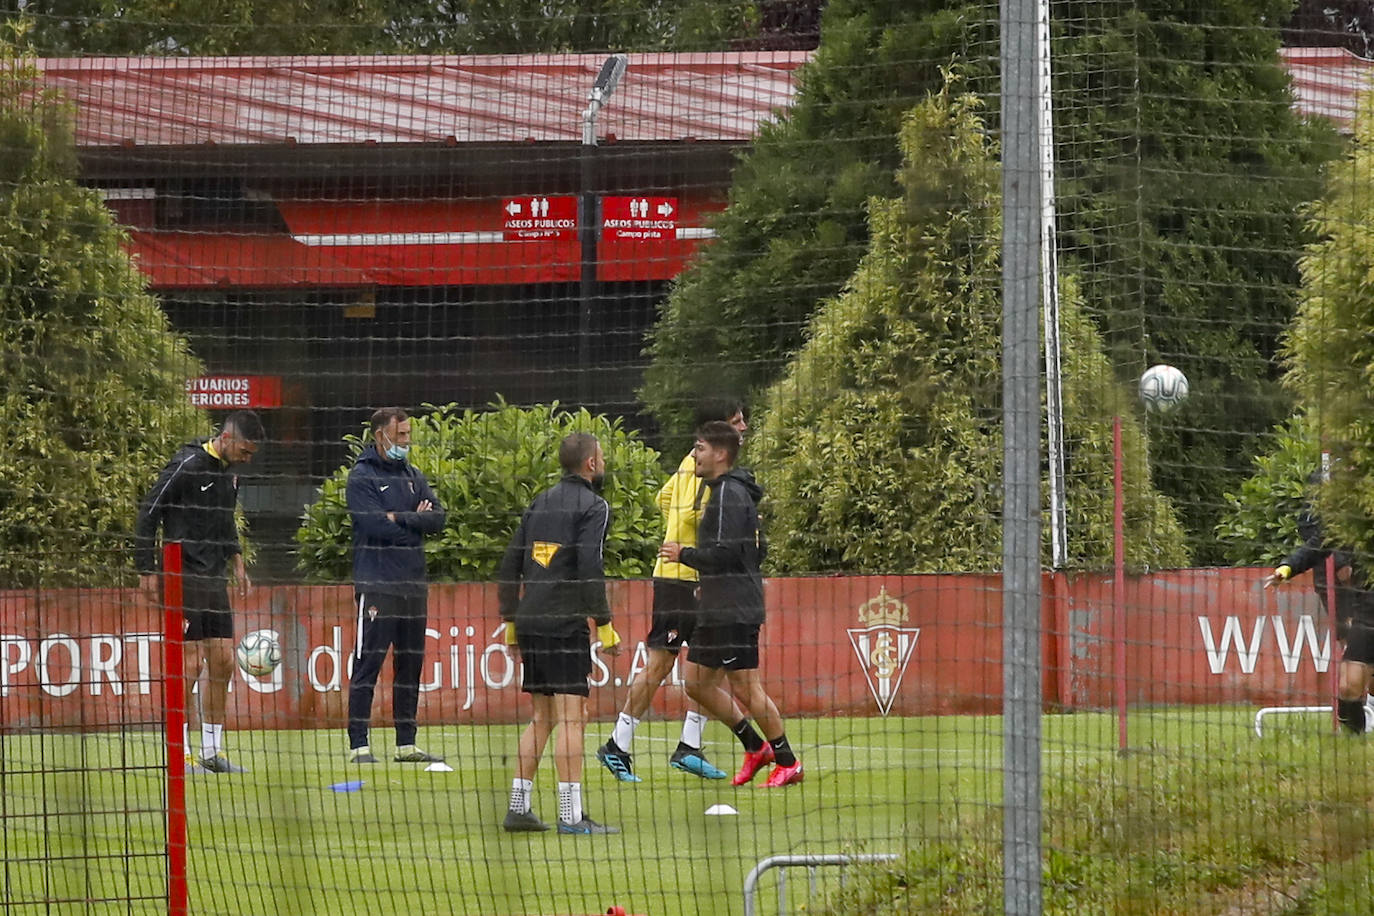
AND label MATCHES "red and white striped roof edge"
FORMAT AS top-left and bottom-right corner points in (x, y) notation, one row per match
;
(34, 51), (813, 148)
(1280, 46), (1374, 129)
(32, 47), (1368, 149)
